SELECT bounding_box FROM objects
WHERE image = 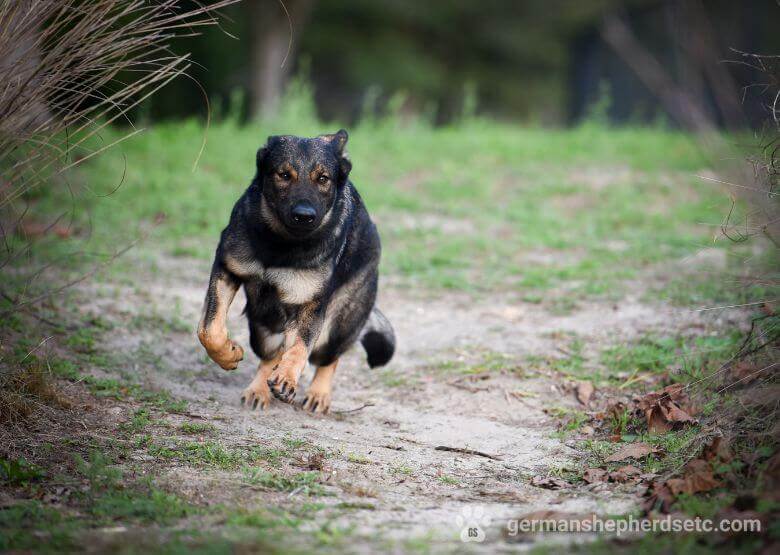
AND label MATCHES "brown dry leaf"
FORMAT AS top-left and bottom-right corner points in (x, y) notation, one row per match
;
(576, 381), (595, 406)
(605, 442), (658, 462)
(726, 362), (762, 386)
(609, 464), (641, 482)
(644, 480), (675, 513)
(702, 437), (732, 463)
(665, 459), (720, 496)
(646, 406), (673, 434)
(617, 464), (641, 476)
(530, 475), (569, 490)
(636, 384), (697, 434)
(582, 468), (608, 483)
